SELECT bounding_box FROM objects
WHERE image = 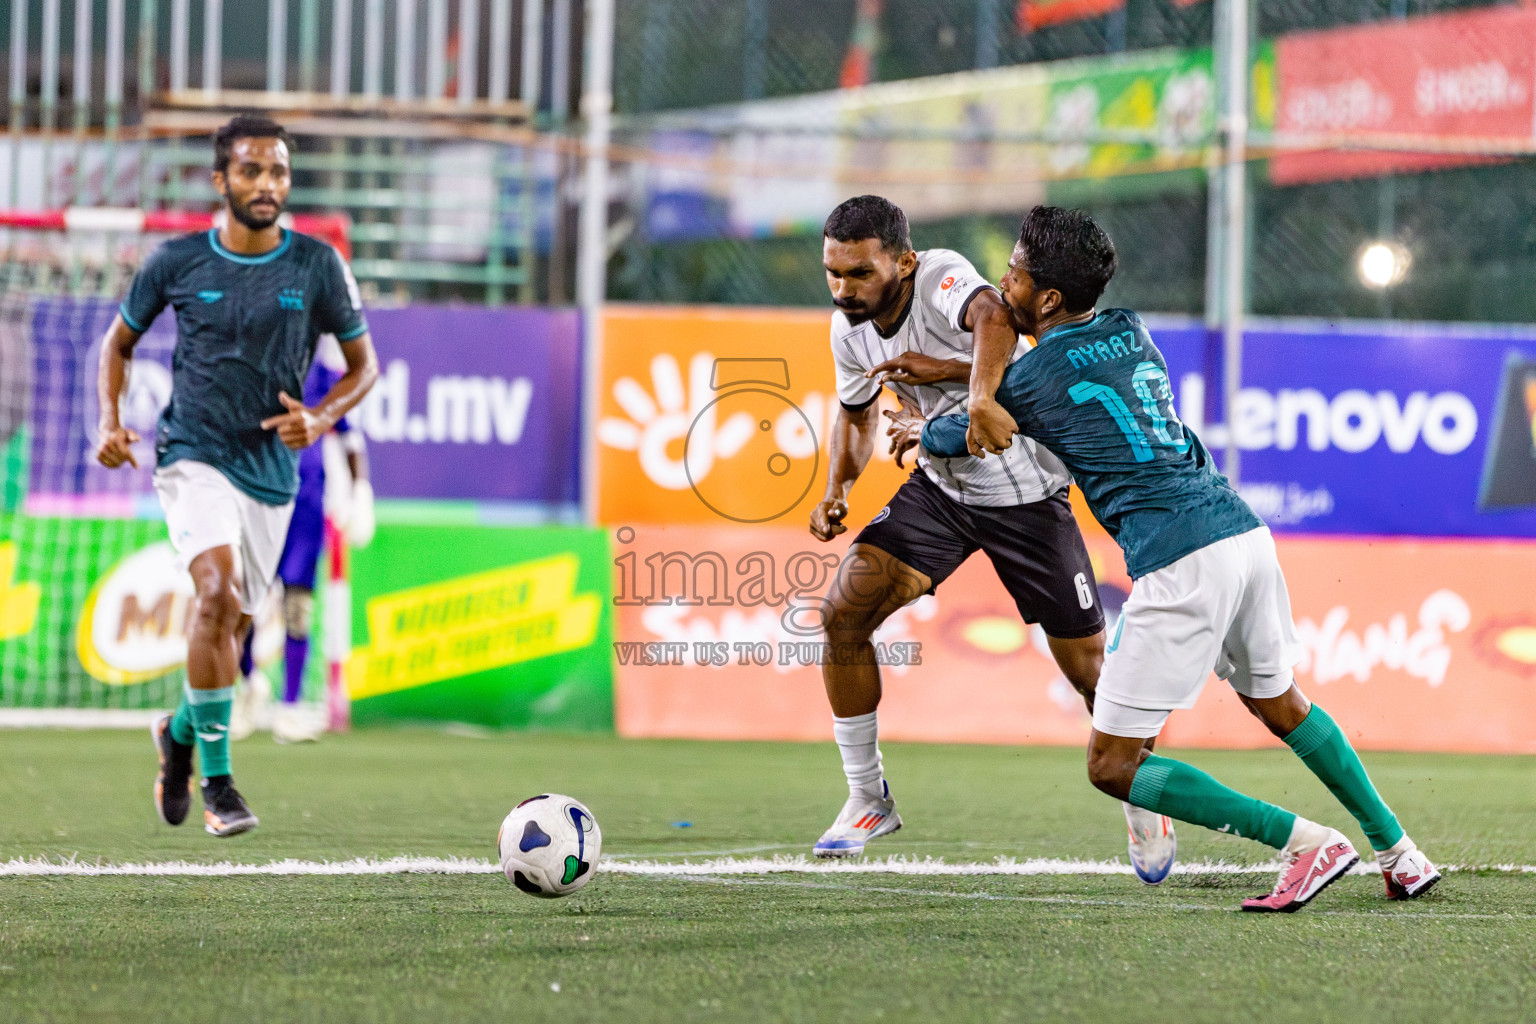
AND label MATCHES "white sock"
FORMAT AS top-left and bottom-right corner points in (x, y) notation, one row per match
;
(1374, 834), (1416, 873)
(1283, 817), (1333, 857)
(832, 711), (884, 801)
